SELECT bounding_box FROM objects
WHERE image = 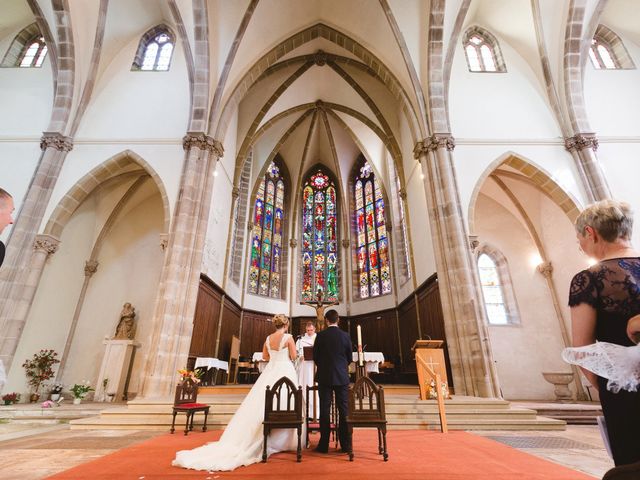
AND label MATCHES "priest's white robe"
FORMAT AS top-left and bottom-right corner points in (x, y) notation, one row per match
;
(296, 333), (317, 417)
